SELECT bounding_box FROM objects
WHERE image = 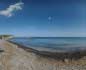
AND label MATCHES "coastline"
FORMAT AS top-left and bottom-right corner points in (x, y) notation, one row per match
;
(0, 39), (86, 70)
(8, 40), (86, 61)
